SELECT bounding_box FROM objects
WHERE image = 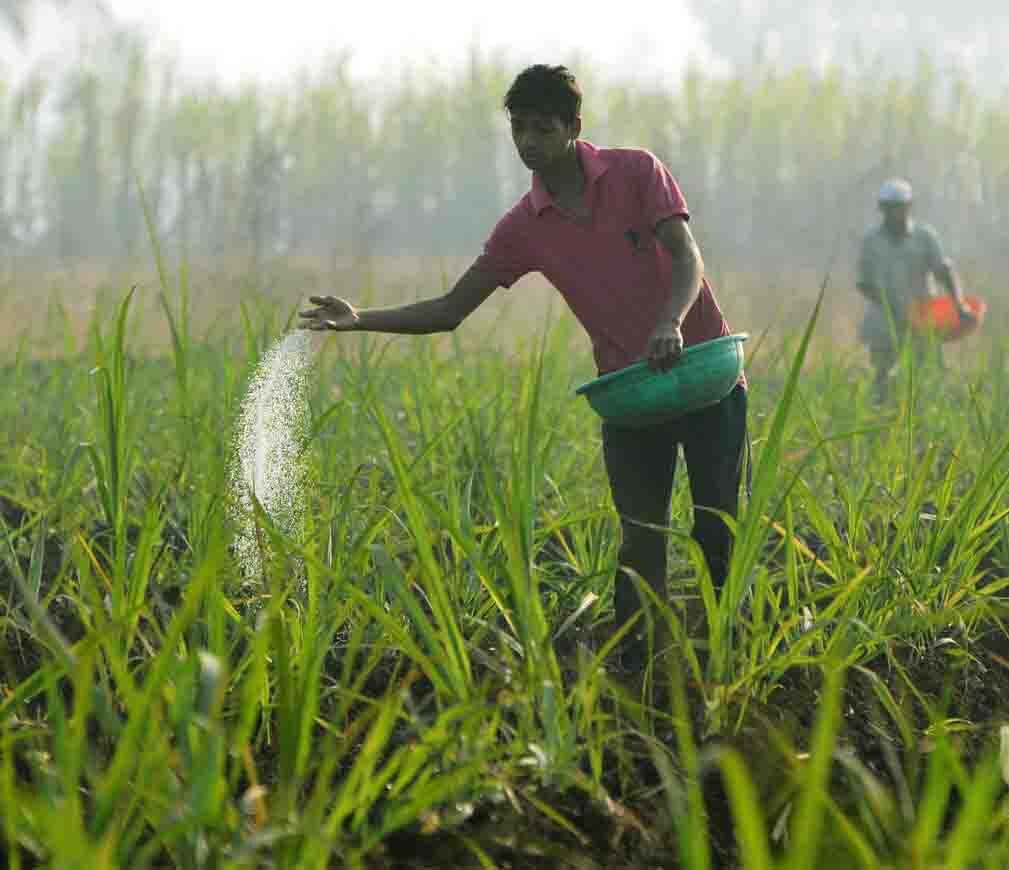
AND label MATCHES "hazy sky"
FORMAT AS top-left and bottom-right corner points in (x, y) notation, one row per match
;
(15, 0), (716, 86)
